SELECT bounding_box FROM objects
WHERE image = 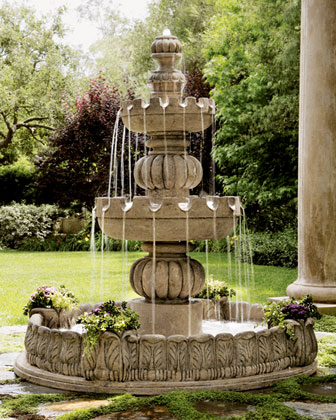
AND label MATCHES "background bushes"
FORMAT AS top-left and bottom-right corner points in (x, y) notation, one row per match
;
(192, 226), (297, 268)
(0, 203), (60, 249)
(0, 159), (37, 205)
(249, 227), (297, 268)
